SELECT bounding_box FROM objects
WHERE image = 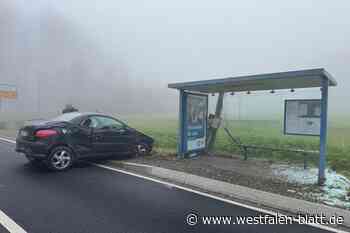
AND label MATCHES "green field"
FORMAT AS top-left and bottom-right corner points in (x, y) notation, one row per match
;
(1, 115), (349, 178)
(124, 116), (350, 178)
